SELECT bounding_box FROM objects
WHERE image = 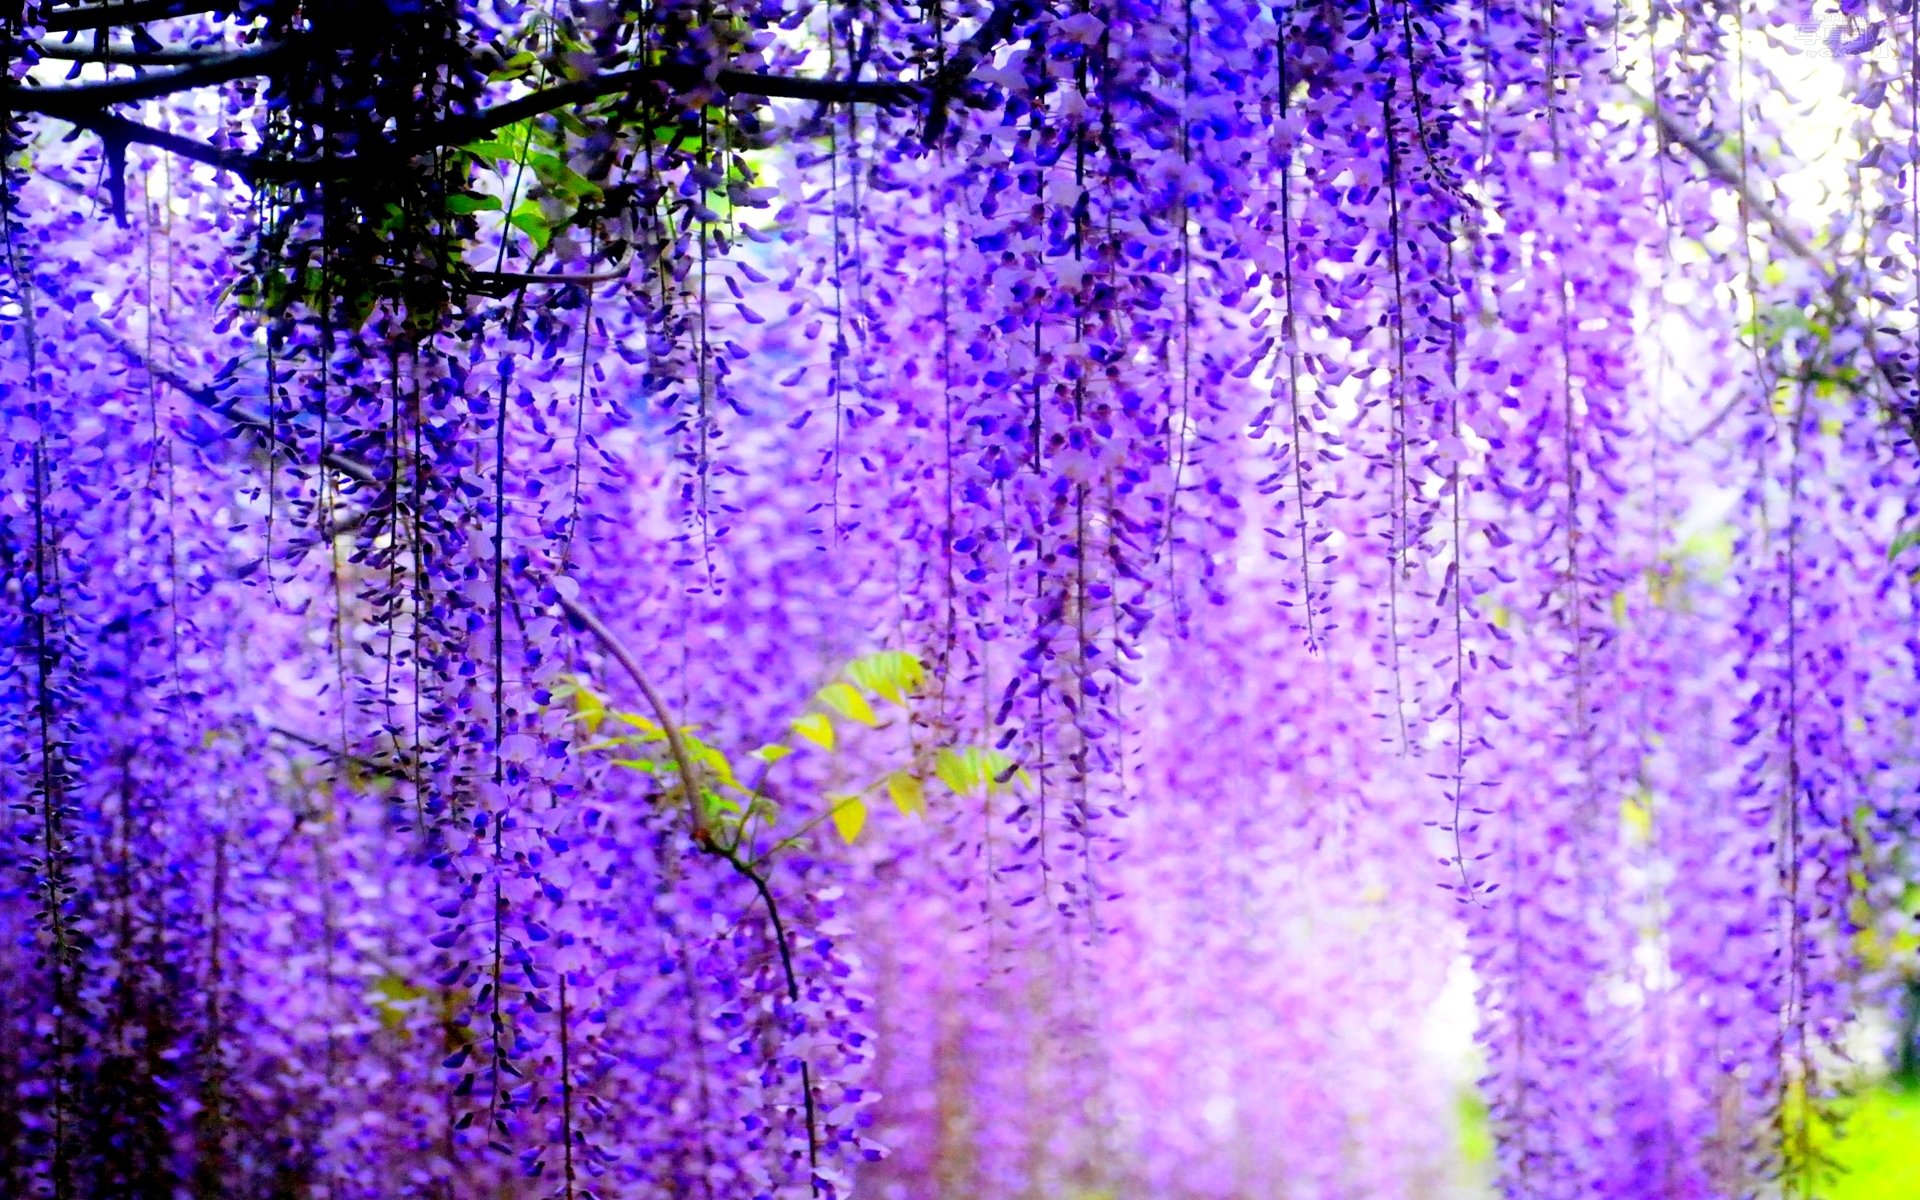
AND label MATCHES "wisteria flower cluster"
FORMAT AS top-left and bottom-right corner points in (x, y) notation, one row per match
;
(3, 0), (1918, 1197)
